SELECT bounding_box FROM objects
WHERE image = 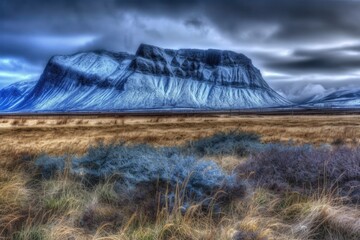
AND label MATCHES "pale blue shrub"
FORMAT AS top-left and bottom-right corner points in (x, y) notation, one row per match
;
(36, 142), (246, 212)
